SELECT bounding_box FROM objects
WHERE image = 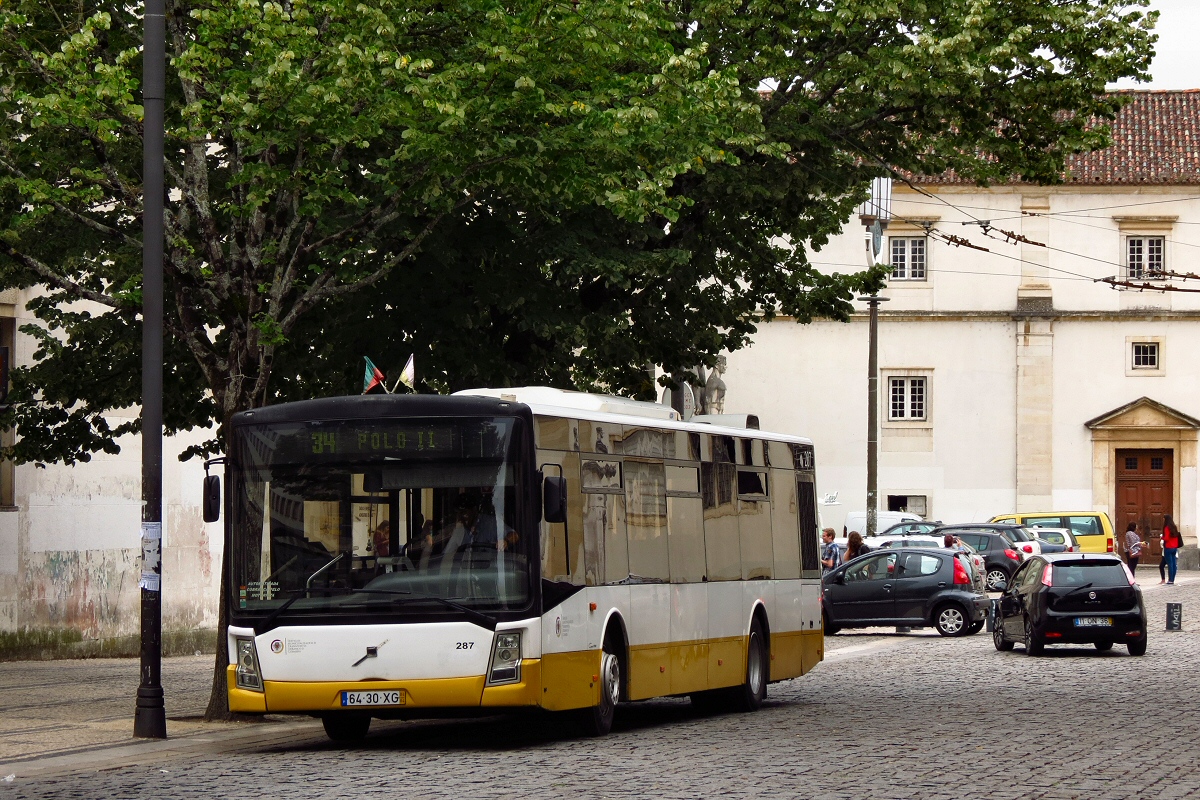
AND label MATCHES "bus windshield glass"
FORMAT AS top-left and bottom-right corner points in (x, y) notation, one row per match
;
(229, 416), (529, 618)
